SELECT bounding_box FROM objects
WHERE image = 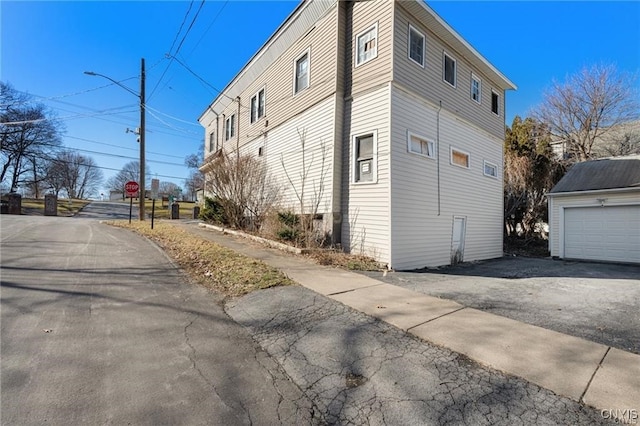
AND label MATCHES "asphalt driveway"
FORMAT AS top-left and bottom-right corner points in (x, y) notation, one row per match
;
(360, 257), (640, 354)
